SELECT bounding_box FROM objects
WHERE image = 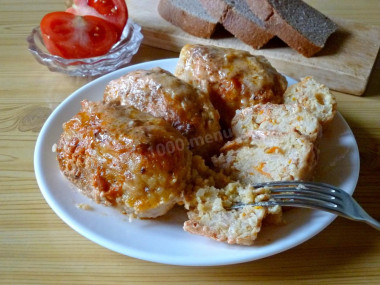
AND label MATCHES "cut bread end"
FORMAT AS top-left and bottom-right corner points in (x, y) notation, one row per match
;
(158, 0), (219, 38)
(199, 0), (274, 49)
(246, 0), (337, 57)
